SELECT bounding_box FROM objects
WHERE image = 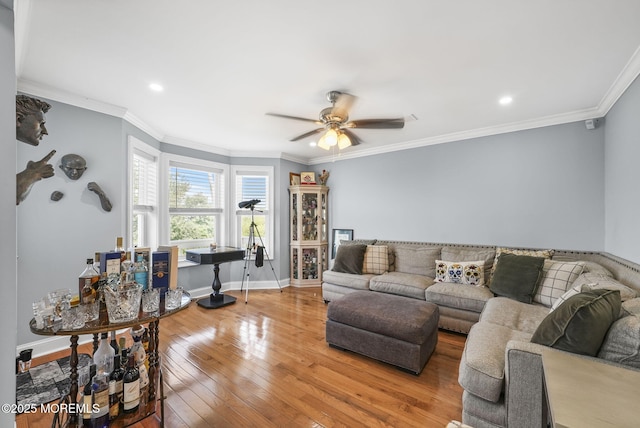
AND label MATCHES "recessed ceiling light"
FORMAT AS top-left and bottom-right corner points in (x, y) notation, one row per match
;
(149, 83), (164, 92)
(309, 142), (317, 147)
(499, 96), (513, 106)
